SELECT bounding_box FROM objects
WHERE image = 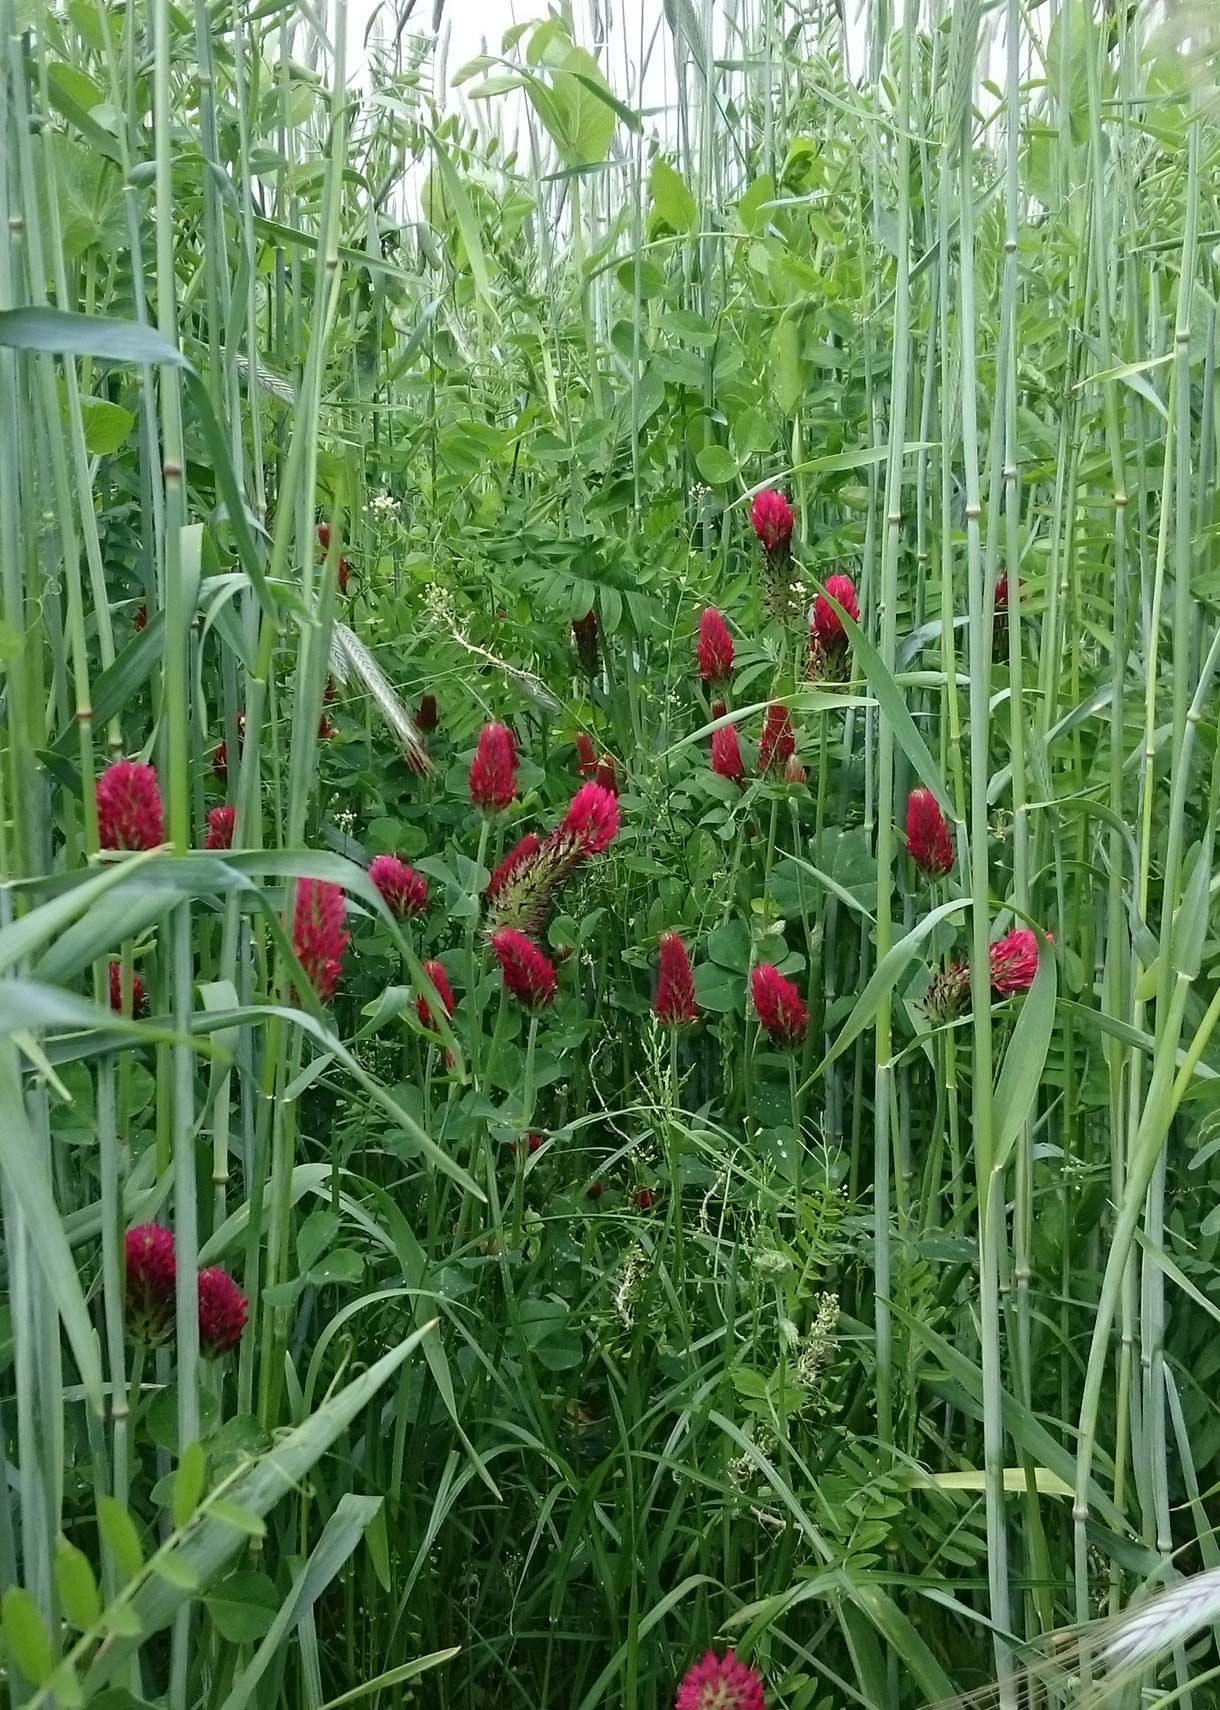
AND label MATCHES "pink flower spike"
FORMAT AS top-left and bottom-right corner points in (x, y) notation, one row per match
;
(369, 855), (429, 919)
(758, 705), (795, 775)
(469, 723), (518, 813)
(124, 1223), (176, 1344)
(905, 788), (954, 879)
(988, 928), (1045, 996)
(205, 805), (236, 850)
(97, 761), (164, 851)
(812, 574), (860, 653)
(292, 879), (349, 1003)
(557, 781), (620, 858)
(749, 490), (794, 555)
(675, 1650), (766, 1710)
(416, 960), (455, 1032)
(697, 609), (734, 686)
(710, 721), (745, 785)
(655, 933), (698, 1028)
(491, 928), (557, 1011)
(197, 1267), (248, 1357)
(751, 964), (808, 1050)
